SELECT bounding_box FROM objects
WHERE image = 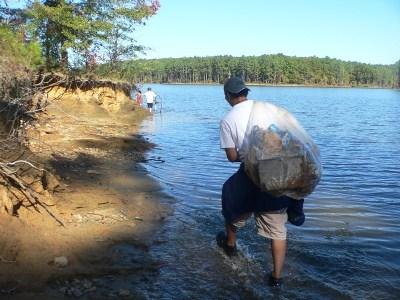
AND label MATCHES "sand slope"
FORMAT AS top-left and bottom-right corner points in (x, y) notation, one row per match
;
(0, 85), (171, 298)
